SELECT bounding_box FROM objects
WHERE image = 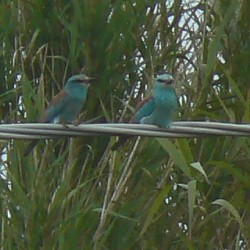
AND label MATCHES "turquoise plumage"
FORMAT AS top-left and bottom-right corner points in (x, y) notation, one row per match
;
(24, 74), (95, 156)
(112, 72), (178, 150)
